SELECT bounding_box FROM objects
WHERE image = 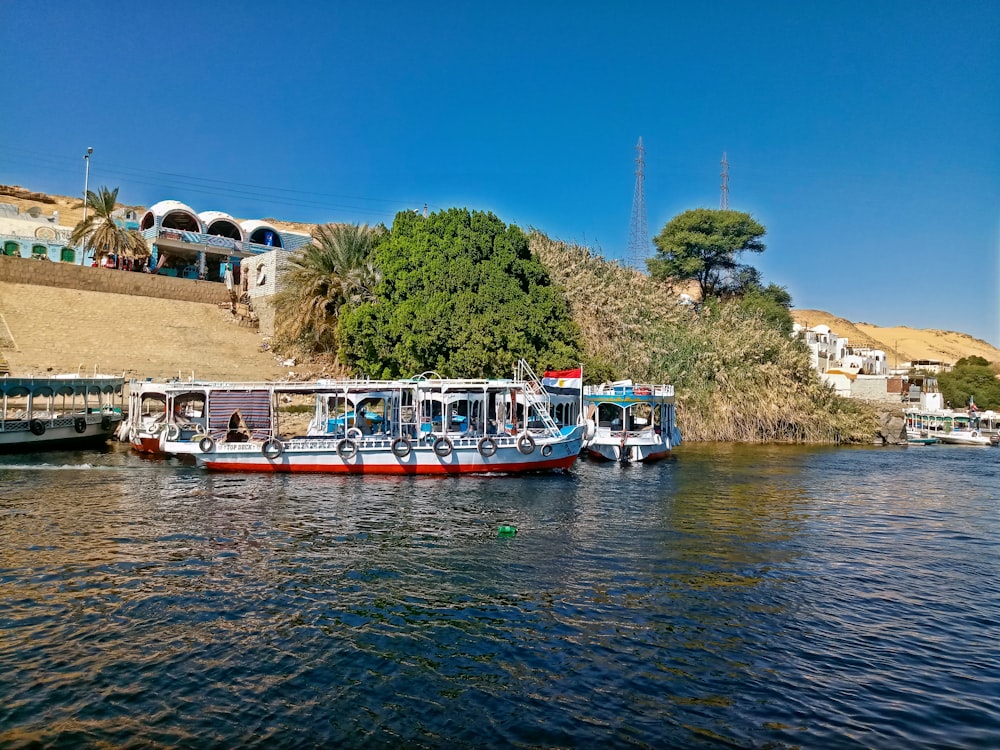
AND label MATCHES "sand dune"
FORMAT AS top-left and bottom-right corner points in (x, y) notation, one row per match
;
(793, 309), (1000, 366)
